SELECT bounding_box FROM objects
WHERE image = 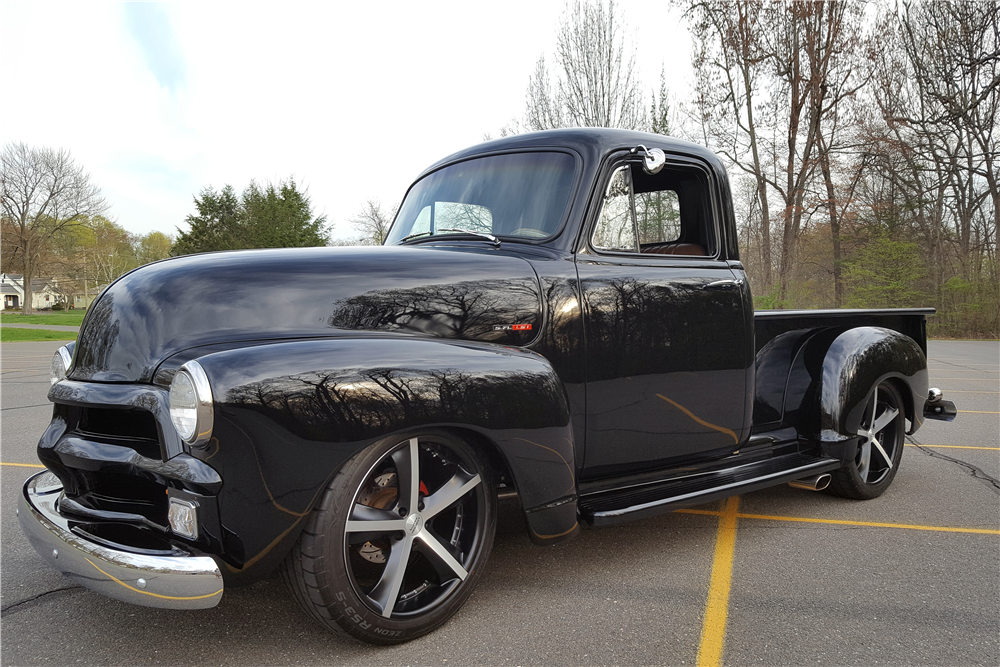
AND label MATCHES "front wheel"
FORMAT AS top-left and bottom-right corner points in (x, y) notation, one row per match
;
(829, 381), (906, 500)
(282, 431), (496, 644)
